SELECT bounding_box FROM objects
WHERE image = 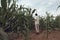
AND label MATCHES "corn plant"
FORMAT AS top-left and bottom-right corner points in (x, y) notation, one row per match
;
(55, 15), (60, 30)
